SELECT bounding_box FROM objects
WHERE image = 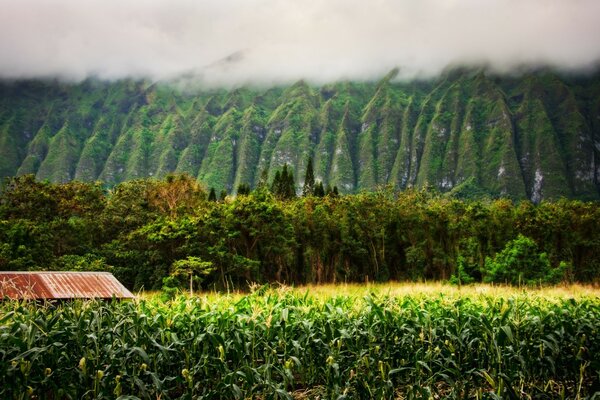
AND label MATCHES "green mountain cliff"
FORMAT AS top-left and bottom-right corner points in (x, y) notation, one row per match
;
(1, 69), (599, 201)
